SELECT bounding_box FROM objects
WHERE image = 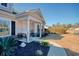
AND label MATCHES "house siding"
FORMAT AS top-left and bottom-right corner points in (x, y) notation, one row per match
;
(0, 10), (16, 21)
(16, 20), (27, 35)
(0, 10), (17, 36)
(0, 4), (45, 38)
